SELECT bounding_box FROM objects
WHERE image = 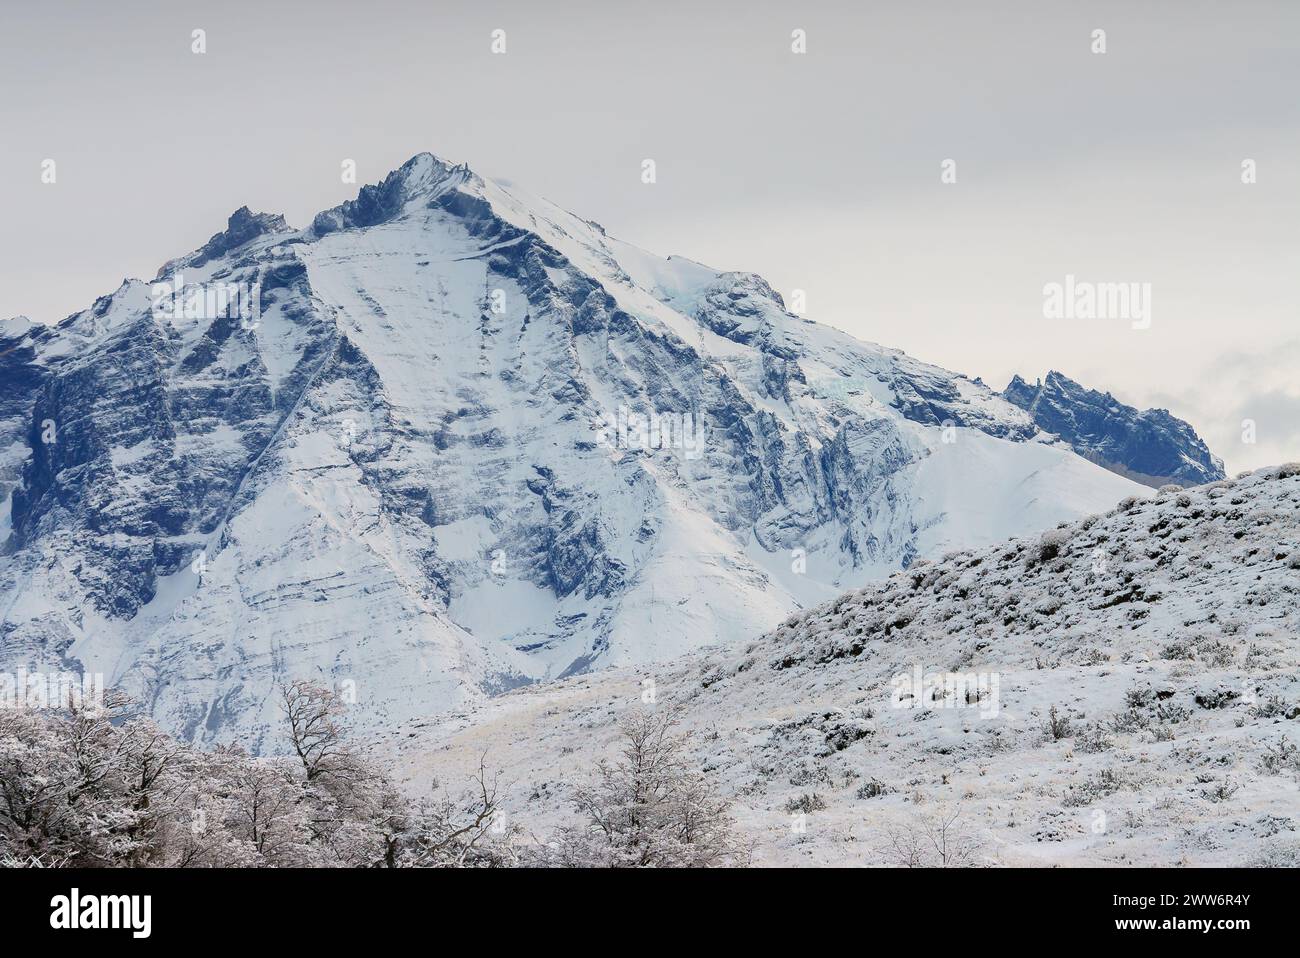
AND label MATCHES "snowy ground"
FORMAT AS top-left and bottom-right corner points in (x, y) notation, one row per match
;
(386, 467), (1300, 866)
